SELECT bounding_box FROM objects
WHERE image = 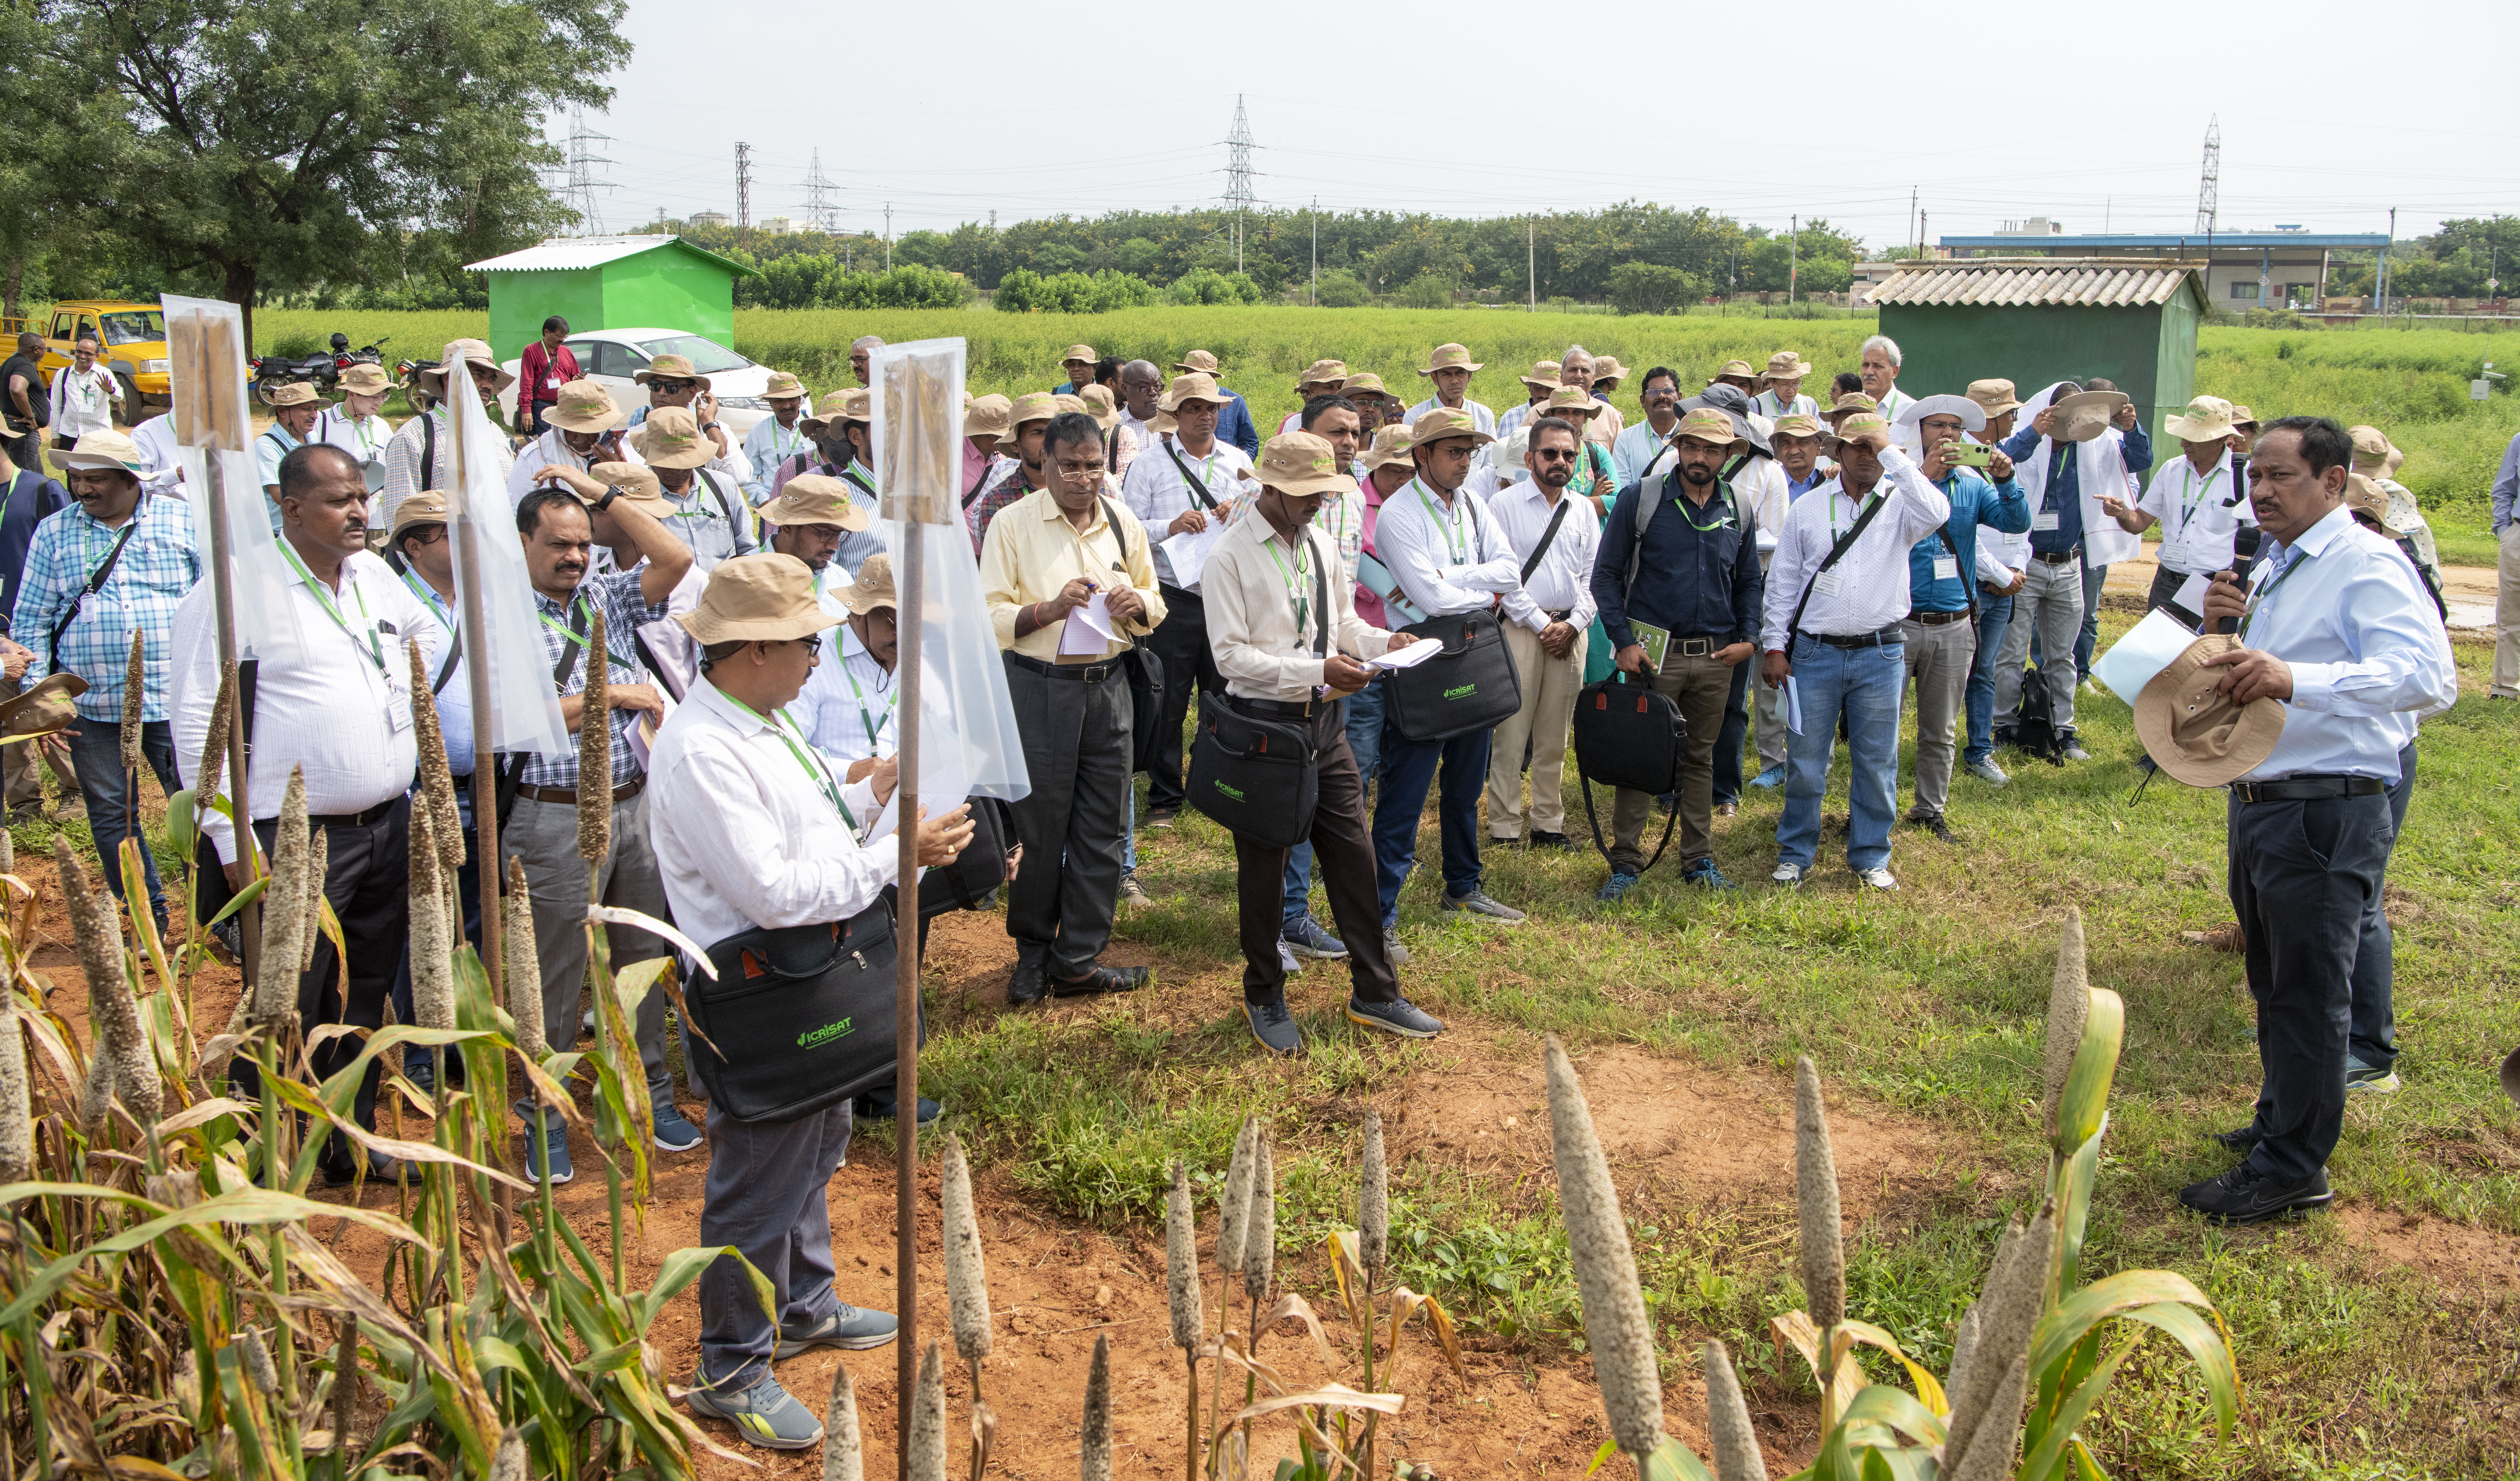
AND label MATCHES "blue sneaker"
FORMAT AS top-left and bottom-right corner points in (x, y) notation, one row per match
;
(1282, 915), (1348, 960)
(1346, 996), (1445, 1039)
(525, 1123), (572, 1185)
(653, 1101), (704, 1152)
(1247, 997), (1302, 1055)
(1594, 870), (1641, 904)
(1749, 763), (1787, 790)
(1681, 858), (1738, 890)
(773, 1304), (899, 1358)
(686, 1372), (824, 1450)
